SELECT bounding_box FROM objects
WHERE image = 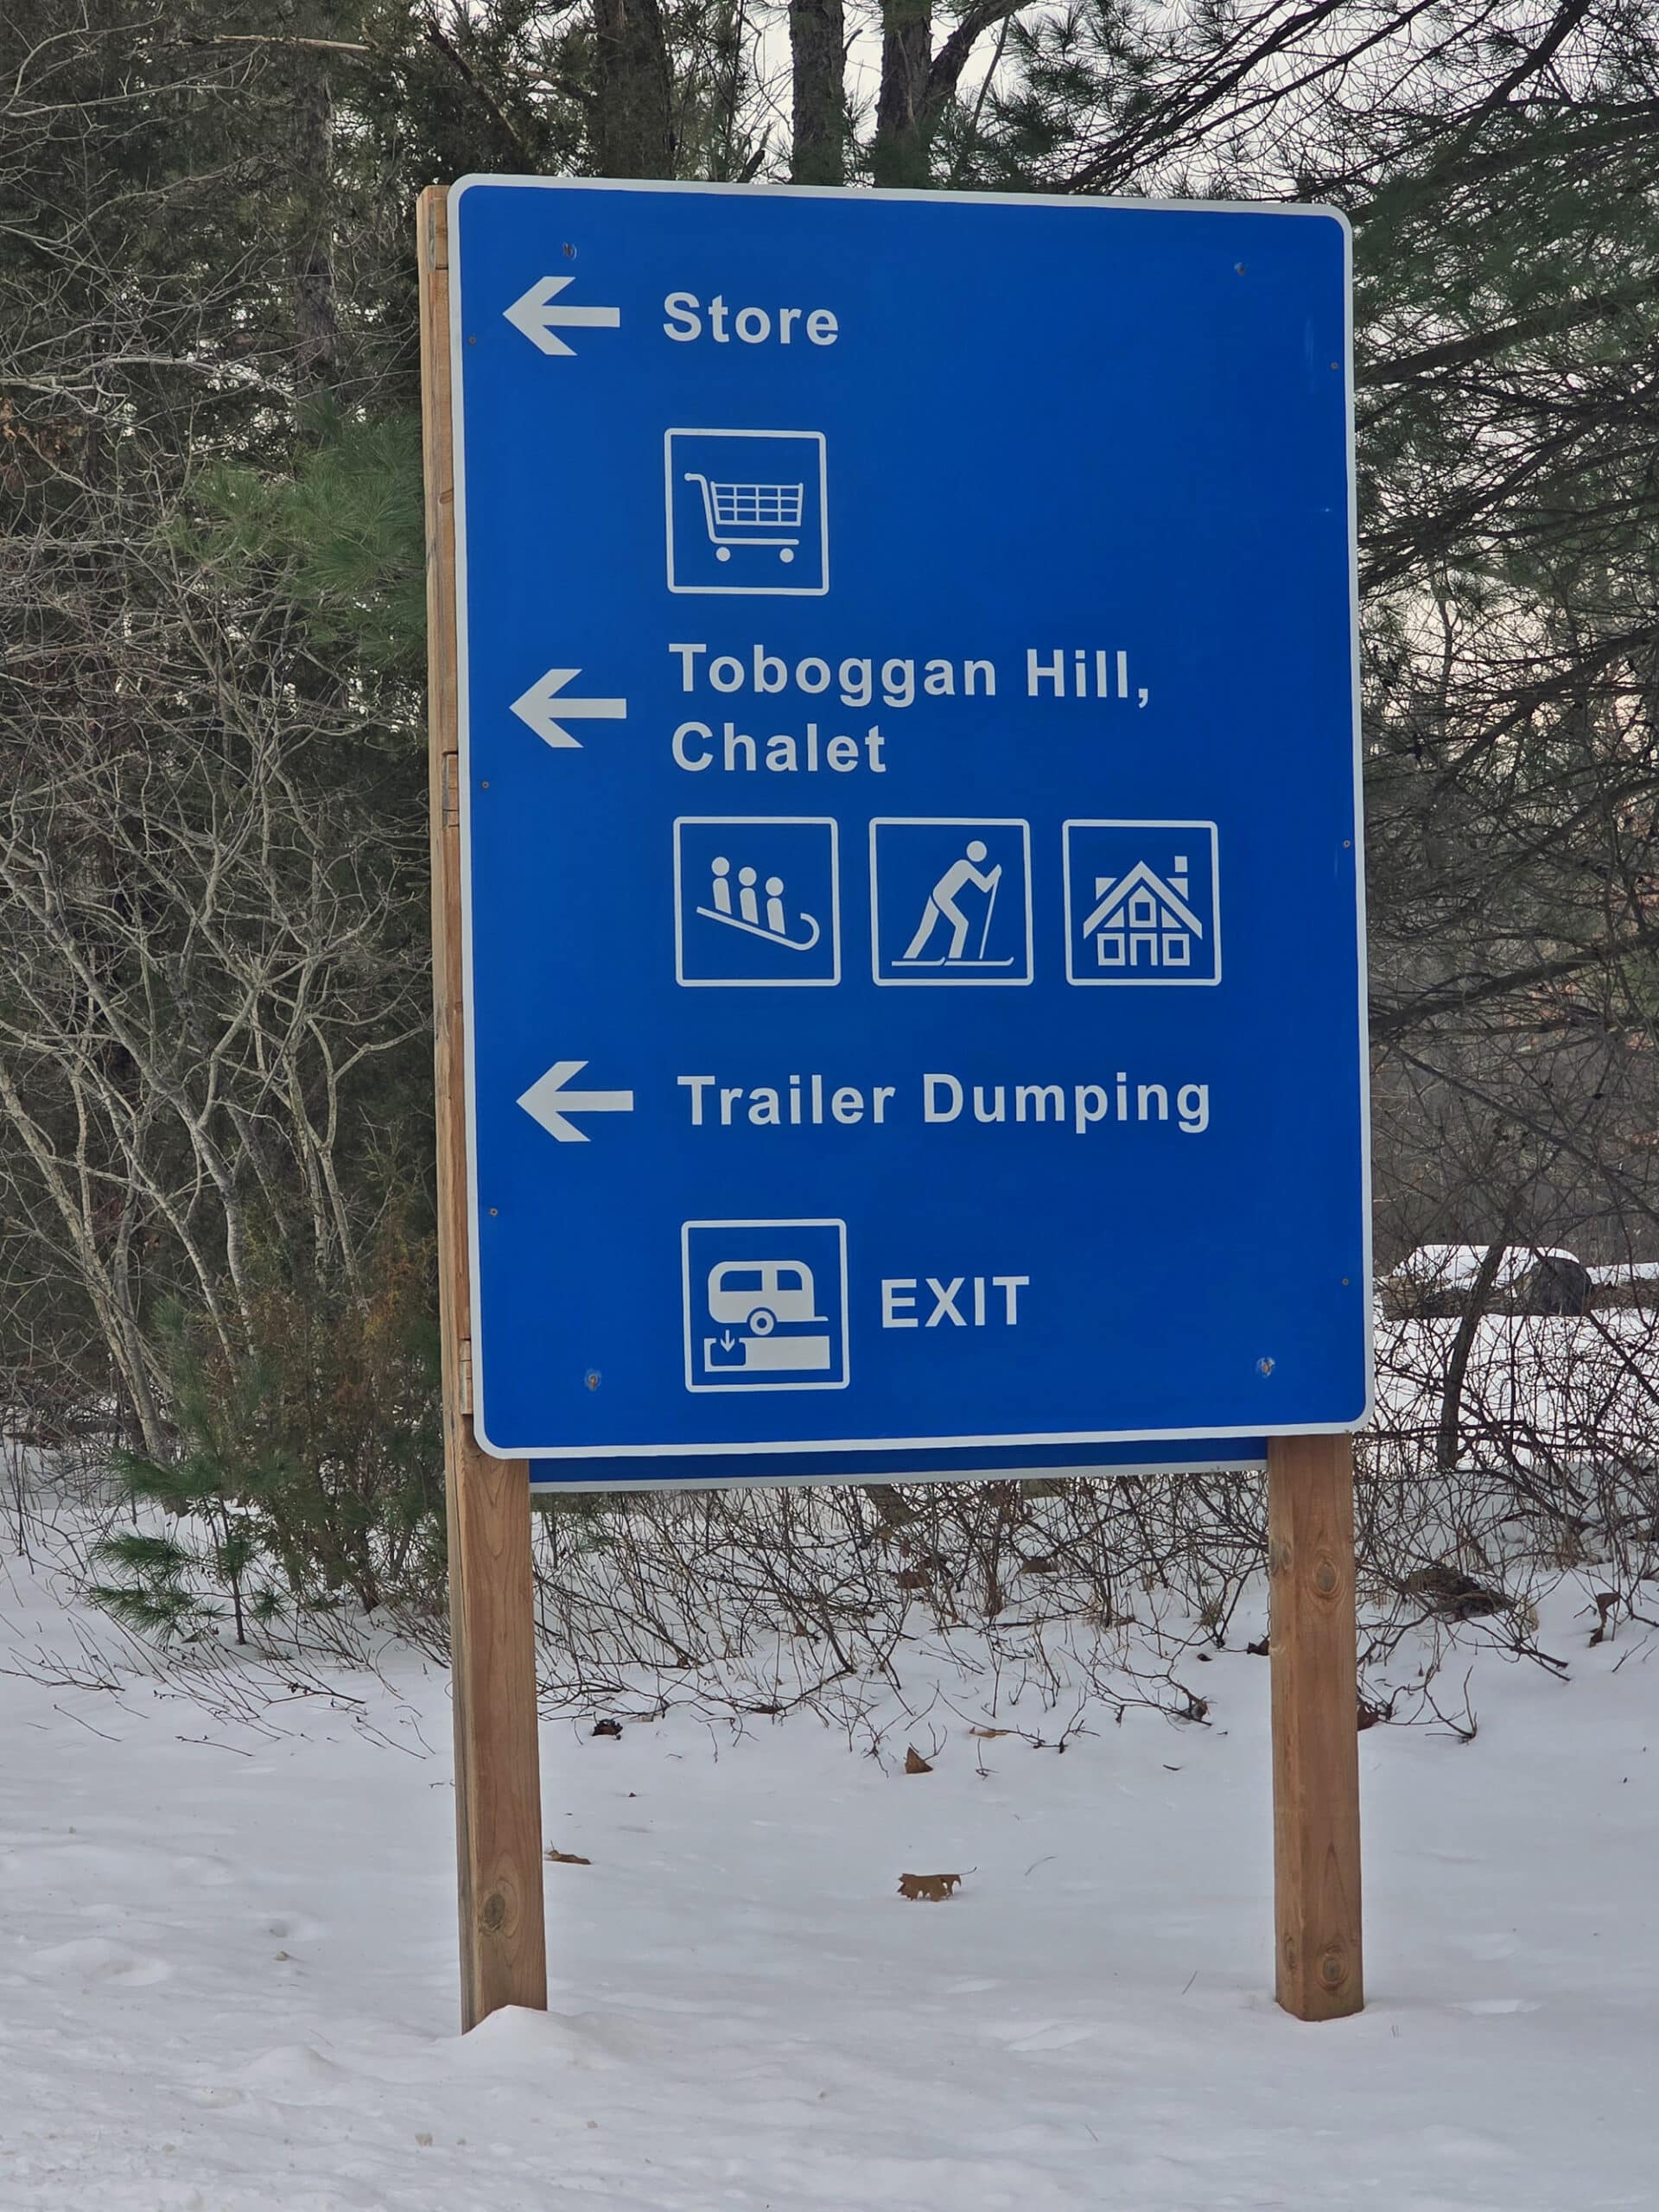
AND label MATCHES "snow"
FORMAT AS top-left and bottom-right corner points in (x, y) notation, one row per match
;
(3, 1529), (1658, 2210)
(1386, 1243), (1584, 1294)
(1375, 1307), (1659, 1458)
